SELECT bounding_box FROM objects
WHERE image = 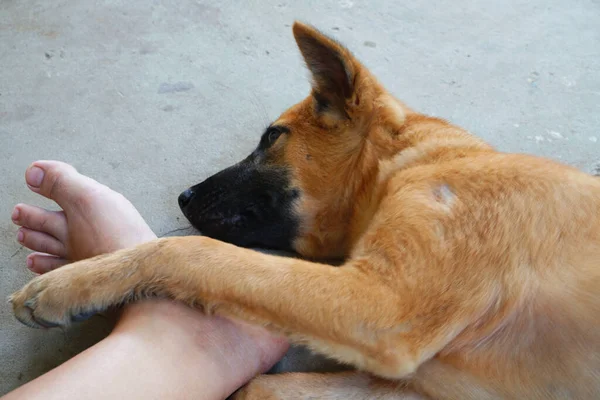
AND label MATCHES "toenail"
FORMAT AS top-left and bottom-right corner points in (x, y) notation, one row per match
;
(27, 166), (45, 188)
(26, 257), (33, 269)
(11, 208), (20, 222)
(17, 230), (24, 243)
